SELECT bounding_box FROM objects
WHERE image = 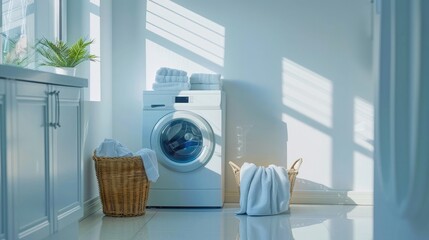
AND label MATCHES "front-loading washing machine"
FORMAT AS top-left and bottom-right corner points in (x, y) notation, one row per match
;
(142, 90), (225, 207)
